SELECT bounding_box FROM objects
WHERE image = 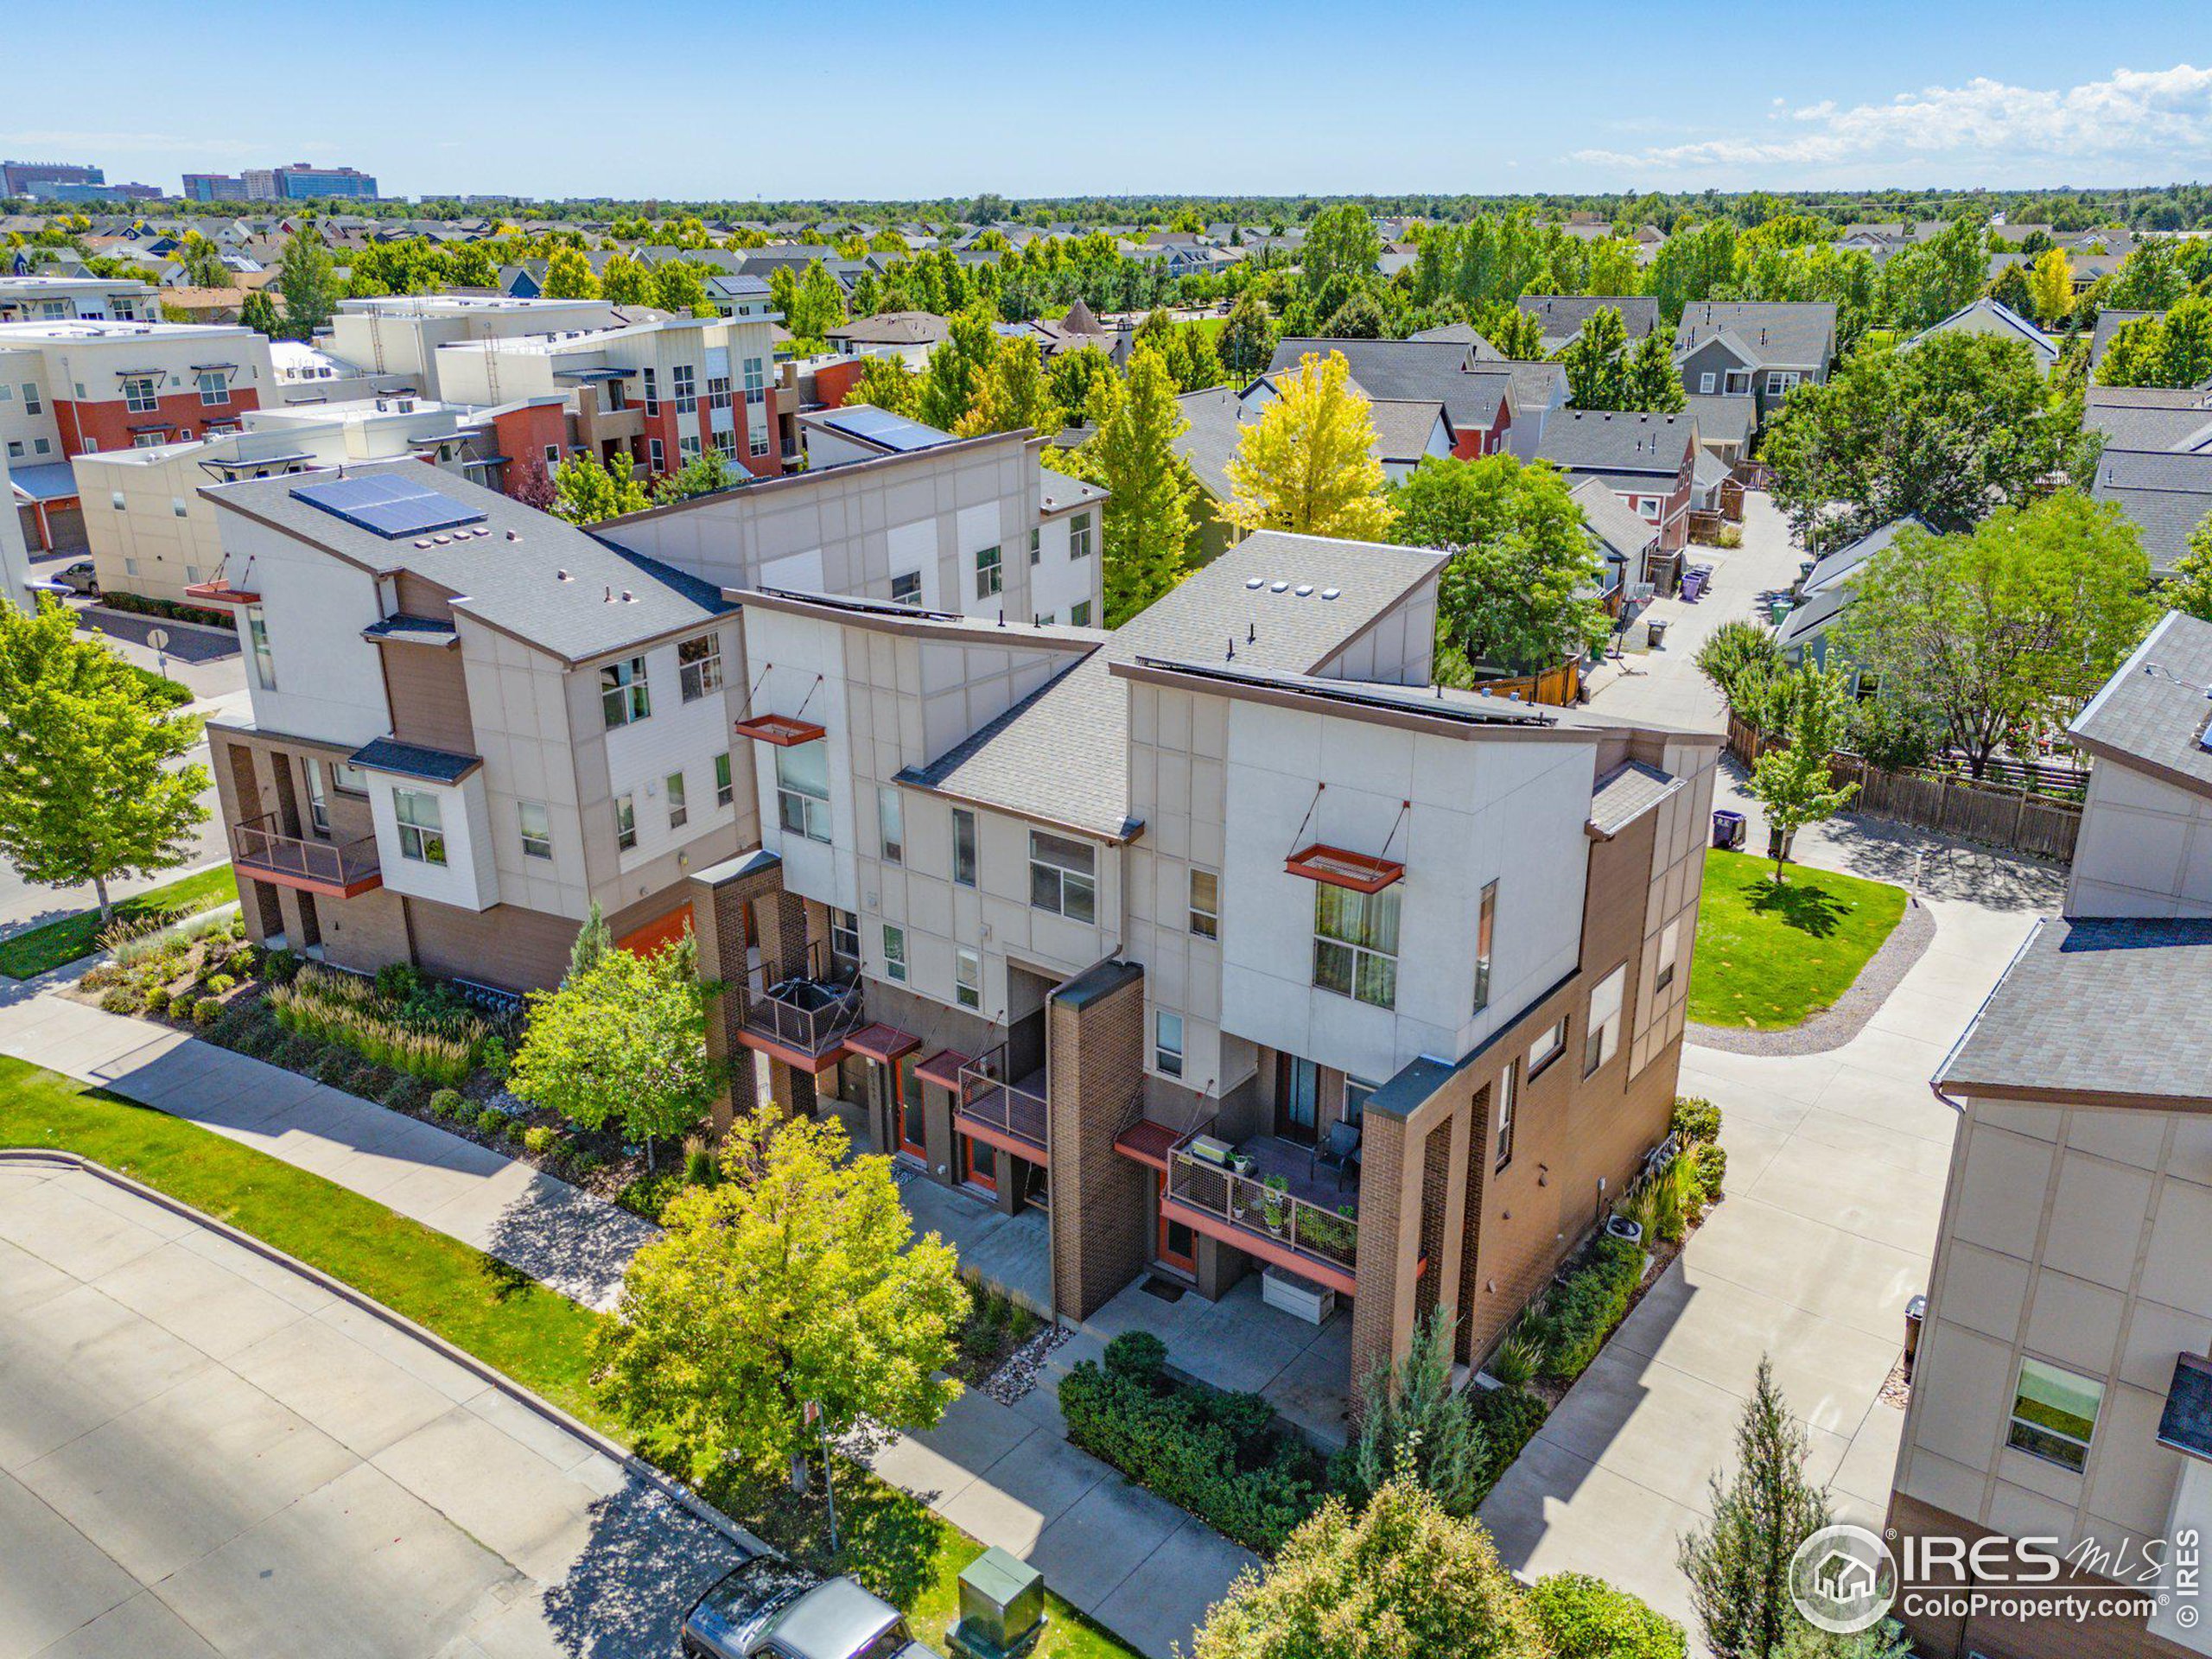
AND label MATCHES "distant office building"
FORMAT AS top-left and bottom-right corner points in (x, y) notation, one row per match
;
(185, 163), (378, 202)
(3, 161), (104, 198)
(183, 173), (245, 201)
